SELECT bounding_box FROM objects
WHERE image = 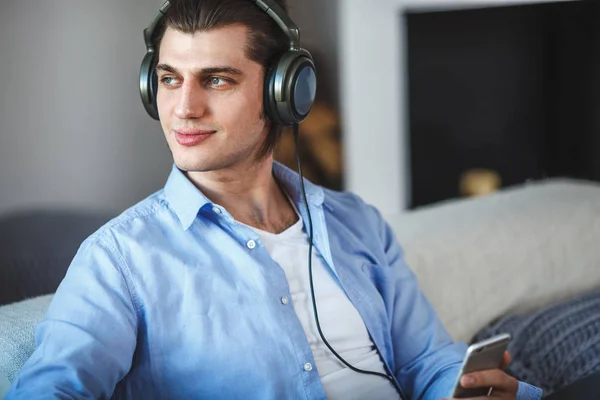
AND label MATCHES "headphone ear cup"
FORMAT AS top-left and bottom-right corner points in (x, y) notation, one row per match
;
(264, 65), (282, 125)
(140, 52), (160, 120)
(265, 49), (317, 126)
